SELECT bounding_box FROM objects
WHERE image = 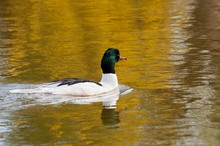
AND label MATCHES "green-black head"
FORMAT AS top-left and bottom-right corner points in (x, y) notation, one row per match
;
(101, 48), (127, 74)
